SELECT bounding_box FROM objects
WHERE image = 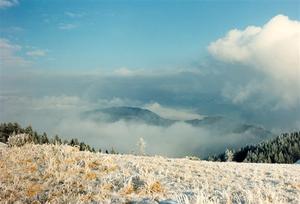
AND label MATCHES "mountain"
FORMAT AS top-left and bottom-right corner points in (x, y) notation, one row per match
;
(185, 116), (273, 140)
(82, 106), (175, 126)
(82, 106), (273, 140)
(185, 116), (223, 126)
